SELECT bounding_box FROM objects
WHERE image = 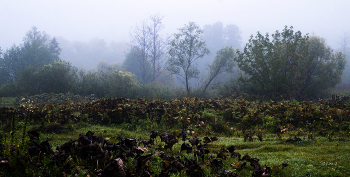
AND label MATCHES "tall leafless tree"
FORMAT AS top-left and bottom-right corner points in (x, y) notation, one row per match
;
(338, 31), (350, 55)
(129, 20), (151, 83)
(148, 14), (170, 81)
(129, 14), (169, 84)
